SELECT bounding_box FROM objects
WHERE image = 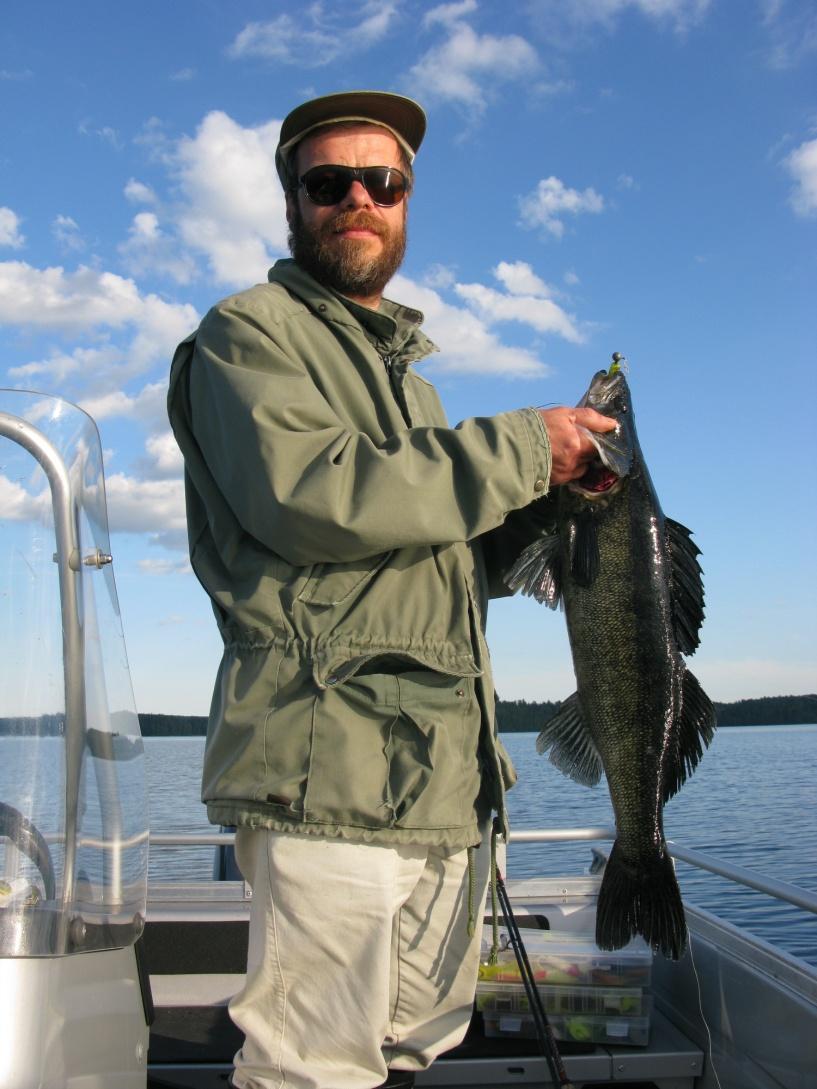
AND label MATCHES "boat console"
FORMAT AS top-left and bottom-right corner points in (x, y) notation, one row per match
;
(0, 392), (150, 1088)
